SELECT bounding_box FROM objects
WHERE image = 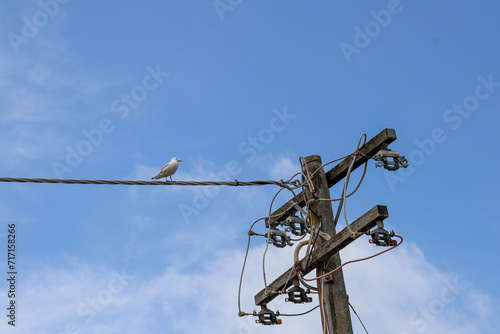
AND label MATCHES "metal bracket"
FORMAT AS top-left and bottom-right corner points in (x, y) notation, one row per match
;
(255, 306), (282, 325)
(285, 216), (310, 236)
(373, 149), (409, 171)
(267, 228), (293, 248)
(285, 286), (313, 304)
(369, 227), (396, 247)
